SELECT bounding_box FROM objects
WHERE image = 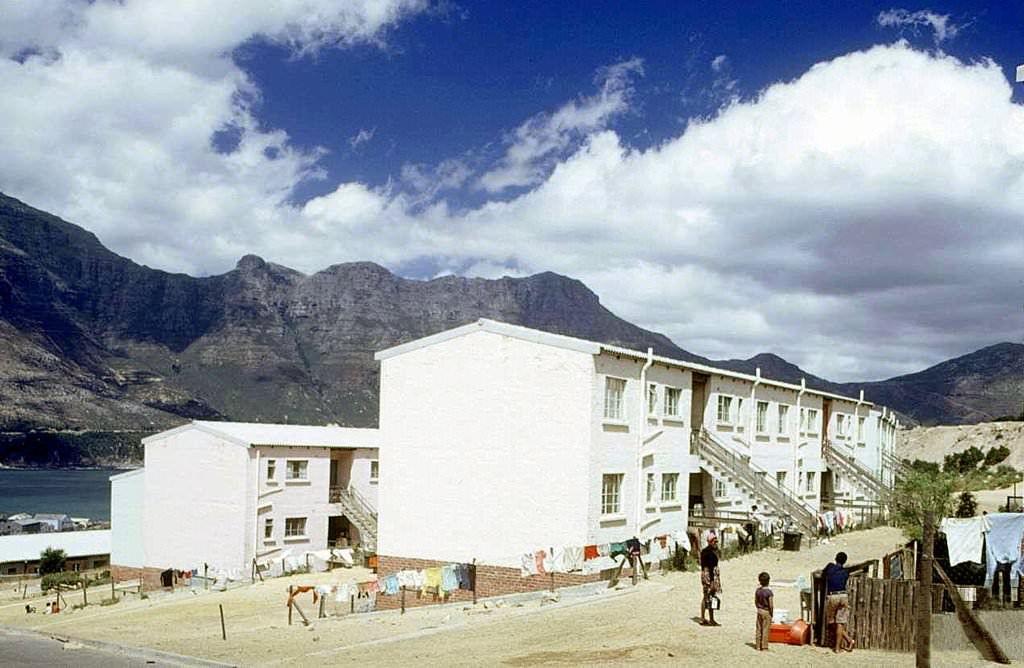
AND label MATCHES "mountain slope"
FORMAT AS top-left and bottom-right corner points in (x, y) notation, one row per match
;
(0, 192), (1019, 432)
